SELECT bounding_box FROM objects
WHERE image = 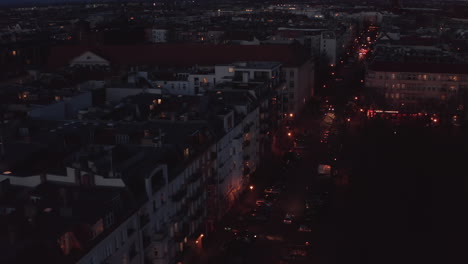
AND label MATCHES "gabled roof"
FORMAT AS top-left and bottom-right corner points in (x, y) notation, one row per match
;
(47, 44), (310, 69)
